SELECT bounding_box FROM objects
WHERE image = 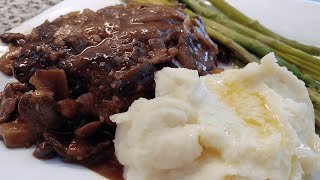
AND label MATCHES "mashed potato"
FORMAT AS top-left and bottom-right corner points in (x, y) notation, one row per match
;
(110, 53), (320, 180)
